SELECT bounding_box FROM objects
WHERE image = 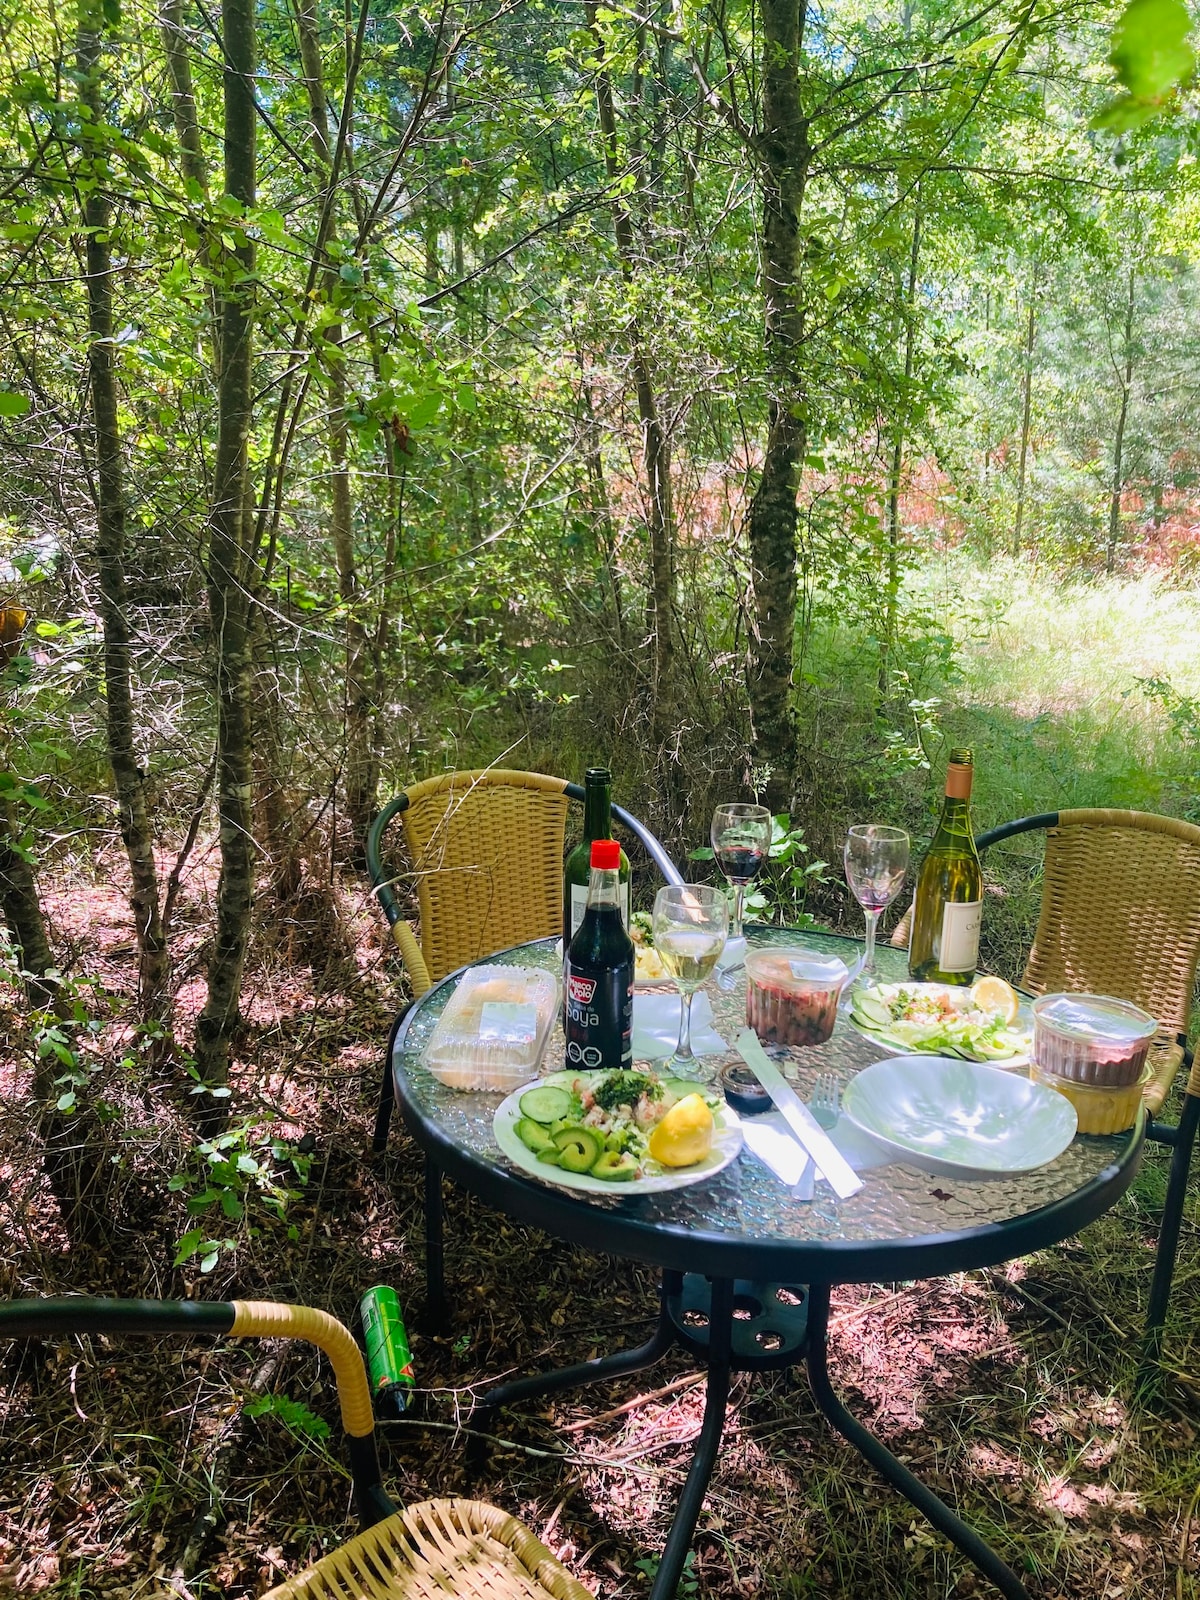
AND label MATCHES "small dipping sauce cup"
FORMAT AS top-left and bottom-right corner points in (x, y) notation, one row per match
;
(1030, 993), (1157, 1089)
(746, 949), (849, 1048)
